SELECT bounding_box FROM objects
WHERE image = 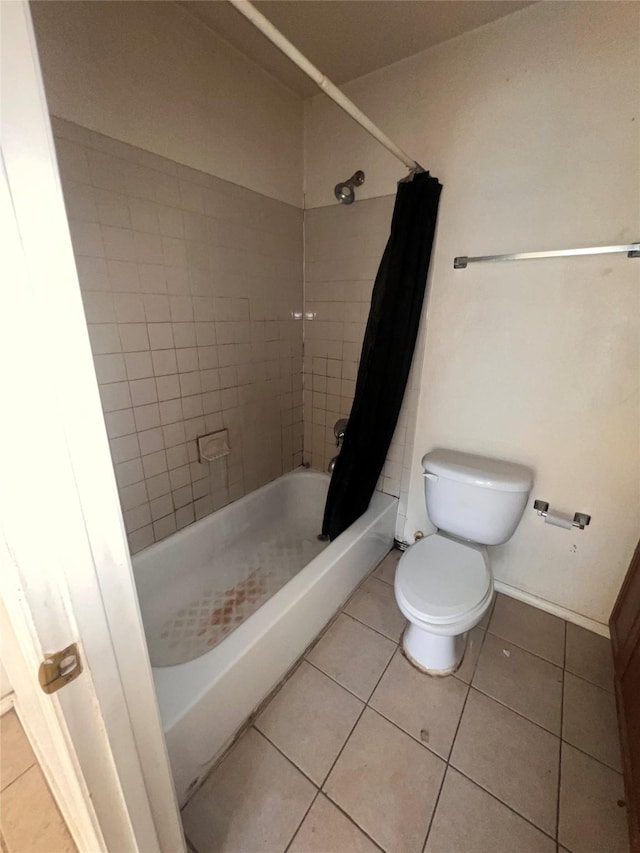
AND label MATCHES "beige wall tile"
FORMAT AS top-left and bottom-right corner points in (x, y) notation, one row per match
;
(303, 196), (415, 520)
(58, 123), (303, 553)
